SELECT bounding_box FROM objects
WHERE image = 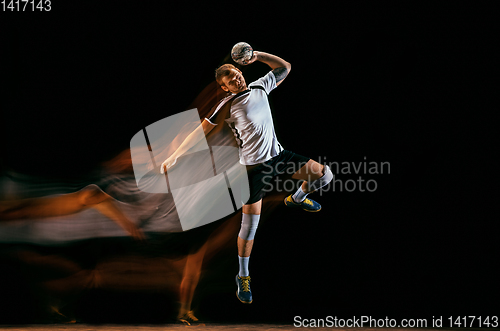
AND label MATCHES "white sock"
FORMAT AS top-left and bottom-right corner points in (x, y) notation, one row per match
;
(292, 185), (308, 202)
(238, 256), (250, 277)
